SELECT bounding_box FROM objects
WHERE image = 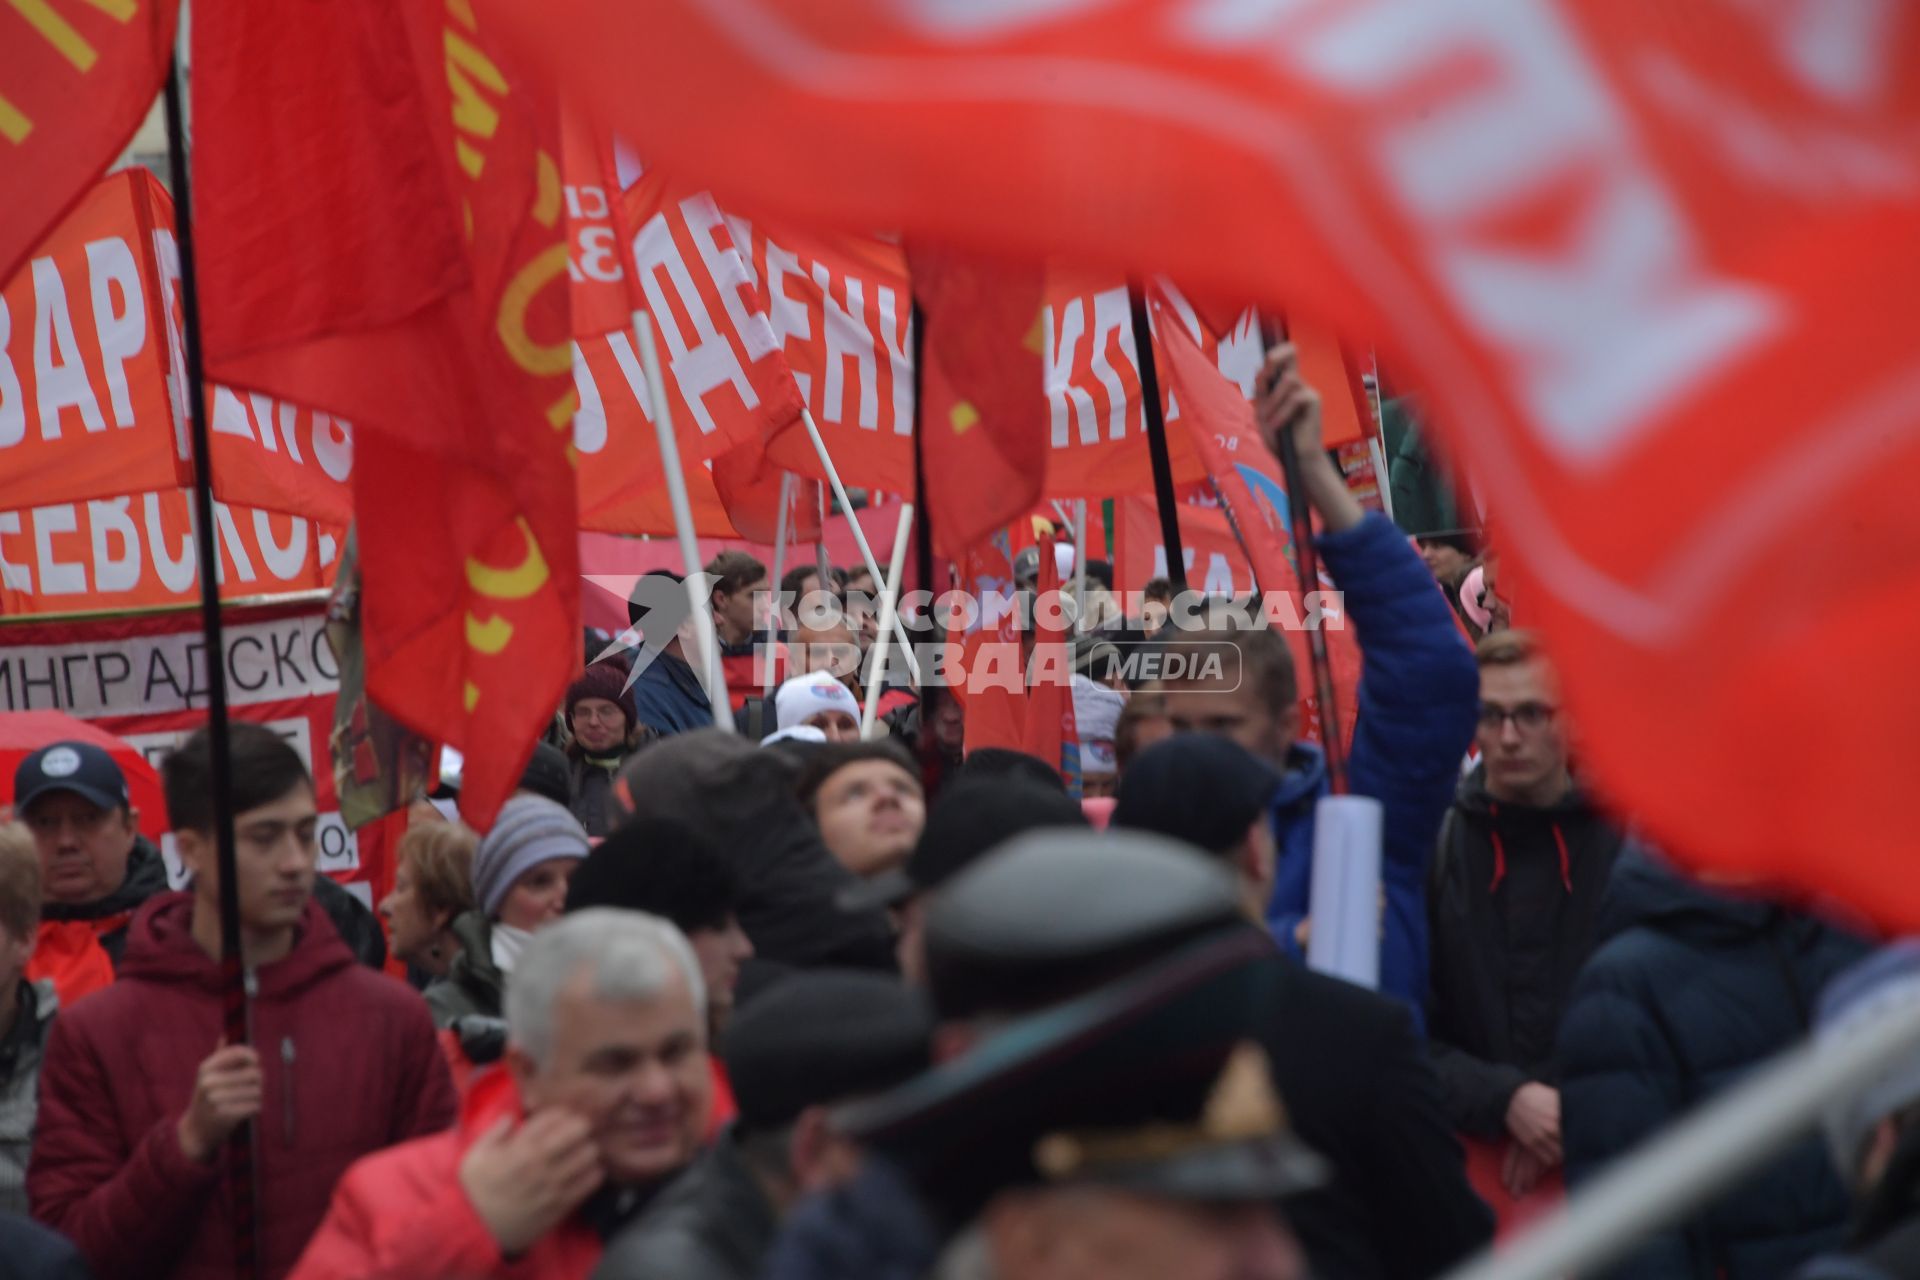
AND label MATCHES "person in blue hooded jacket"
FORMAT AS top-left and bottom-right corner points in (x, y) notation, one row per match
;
(1157, 342), (1479, 1023)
